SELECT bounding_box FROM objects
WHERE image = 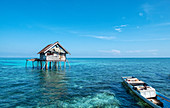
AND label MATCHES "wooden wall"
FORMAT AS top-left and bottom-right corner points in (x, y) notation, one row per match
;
(39, 53), (66, 61)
